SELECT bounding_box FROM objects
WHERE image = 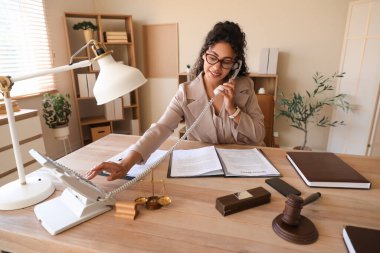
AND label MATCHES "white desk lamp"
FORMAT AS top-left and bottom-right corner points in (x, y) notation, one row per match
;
(0, 40), (147, 210)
